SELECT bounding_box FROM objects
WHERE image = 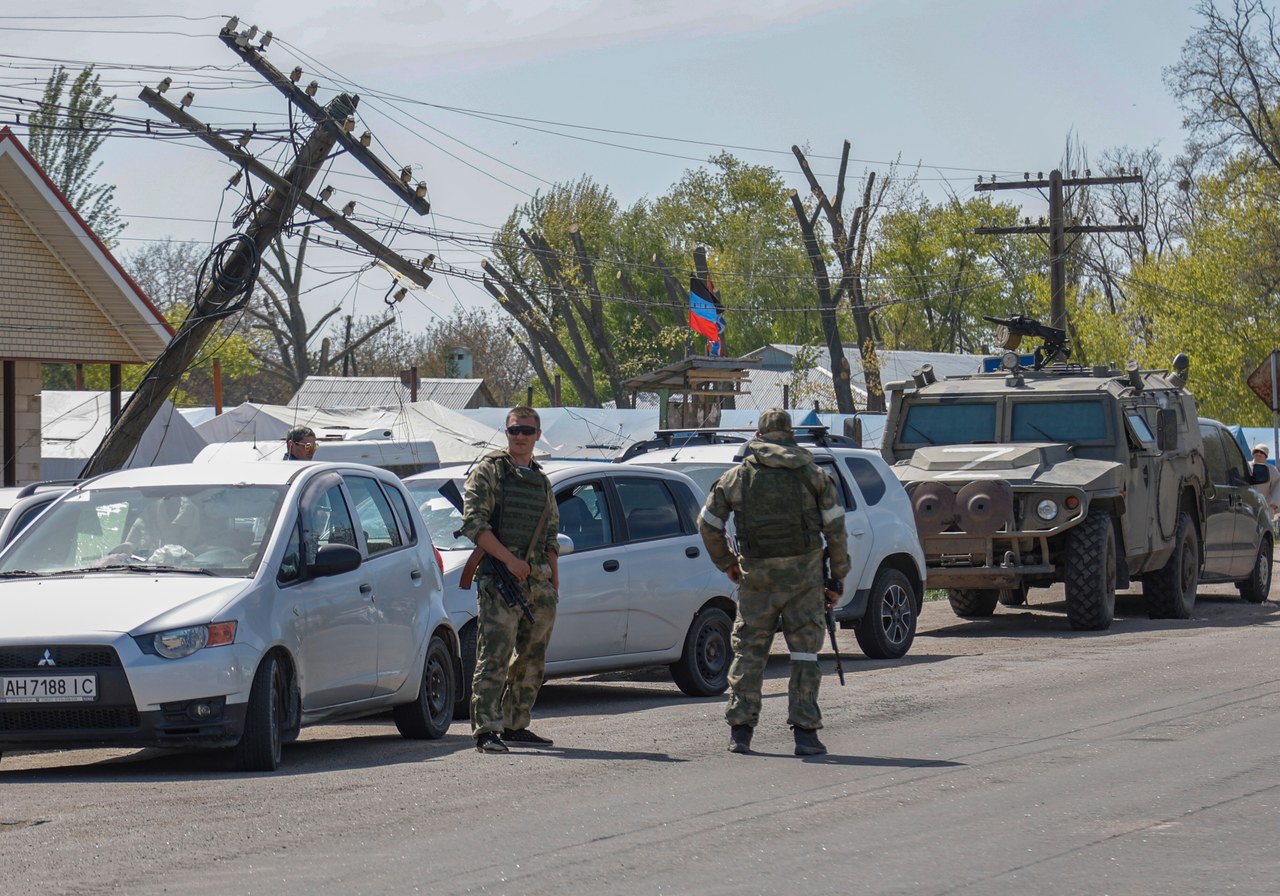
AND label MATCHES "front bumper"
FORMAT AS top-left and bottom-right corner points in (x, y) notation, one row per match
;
(0, 641), (255, 752)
